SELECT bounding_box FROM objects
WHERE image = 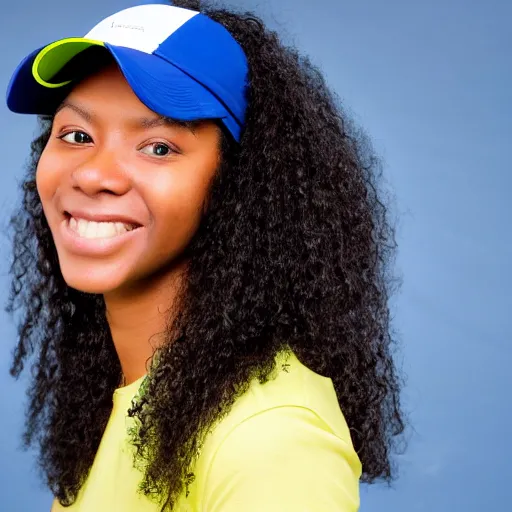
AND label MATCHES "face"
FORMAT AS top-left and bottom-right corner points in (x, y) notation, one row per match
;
(37, 64), (221, 296)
